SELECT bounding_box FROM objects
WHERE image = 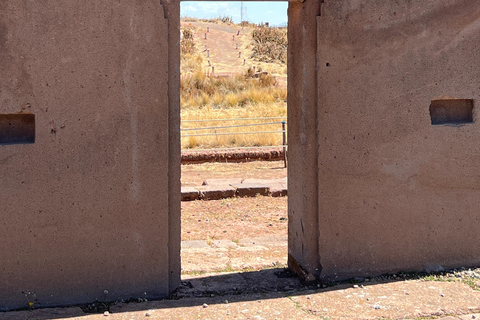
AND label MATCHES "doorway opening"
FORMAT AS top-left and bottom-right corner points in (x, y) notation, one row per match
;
(179, 1), (289, 279)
